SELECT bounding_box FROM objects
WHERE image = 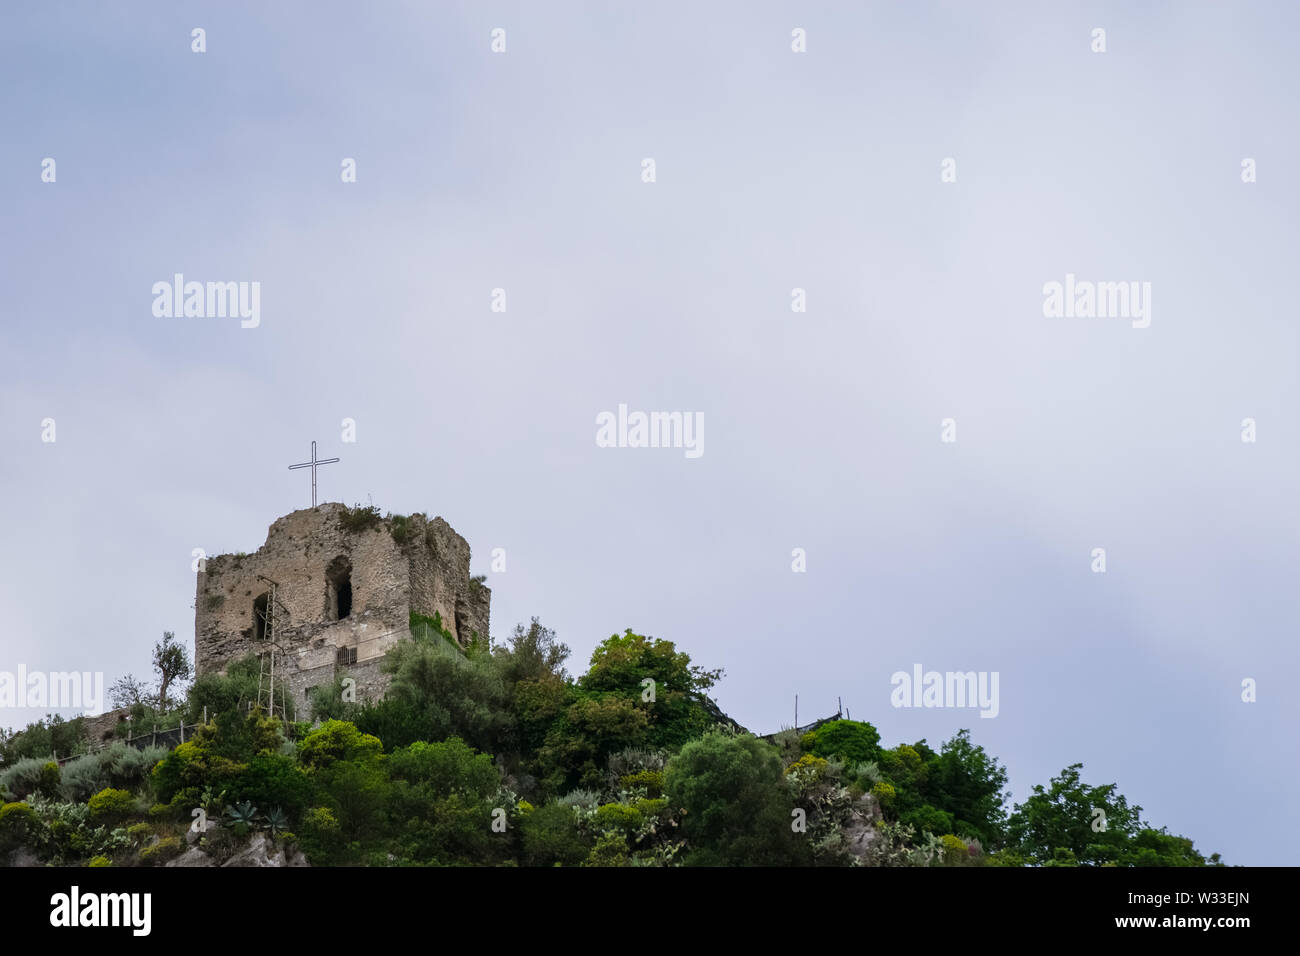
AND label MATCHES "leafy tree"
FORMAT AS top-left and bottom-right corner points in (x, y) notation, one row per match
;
(580, 630), (722, 748)
(351, 697), (439, 752)
(927, 730), (1010, 847)
(297, 720), (388, 853)
(1007, 763), (1145, 866)
(664, 729), (806, 866)
(152, 631), (193, 712)
(875, 742), (934, 820)
(1121, 828), (1217, 867)
(0, 714), (87, 764)
(319, 759), (389, 850)
(381, 623), (510, 753)
(185, 654), (261, 724)
(108, 674), (151, 710)
(516, 630), (726, 796)
(533, 694), (648, 794)
(493, 617), (571, 687)
(384, 737), (505, 864)
(513, 675), (573, 770)
(899, 803), (954, 838)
